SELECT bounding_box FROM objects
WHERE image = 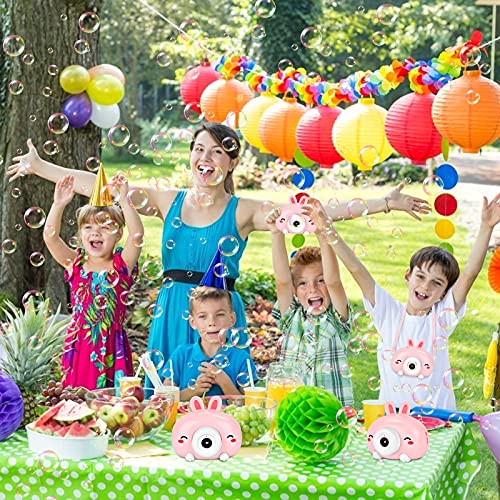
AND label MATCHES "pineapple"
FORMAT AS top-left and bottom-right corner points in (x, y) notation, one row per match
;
(0, 298), (69, 427)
